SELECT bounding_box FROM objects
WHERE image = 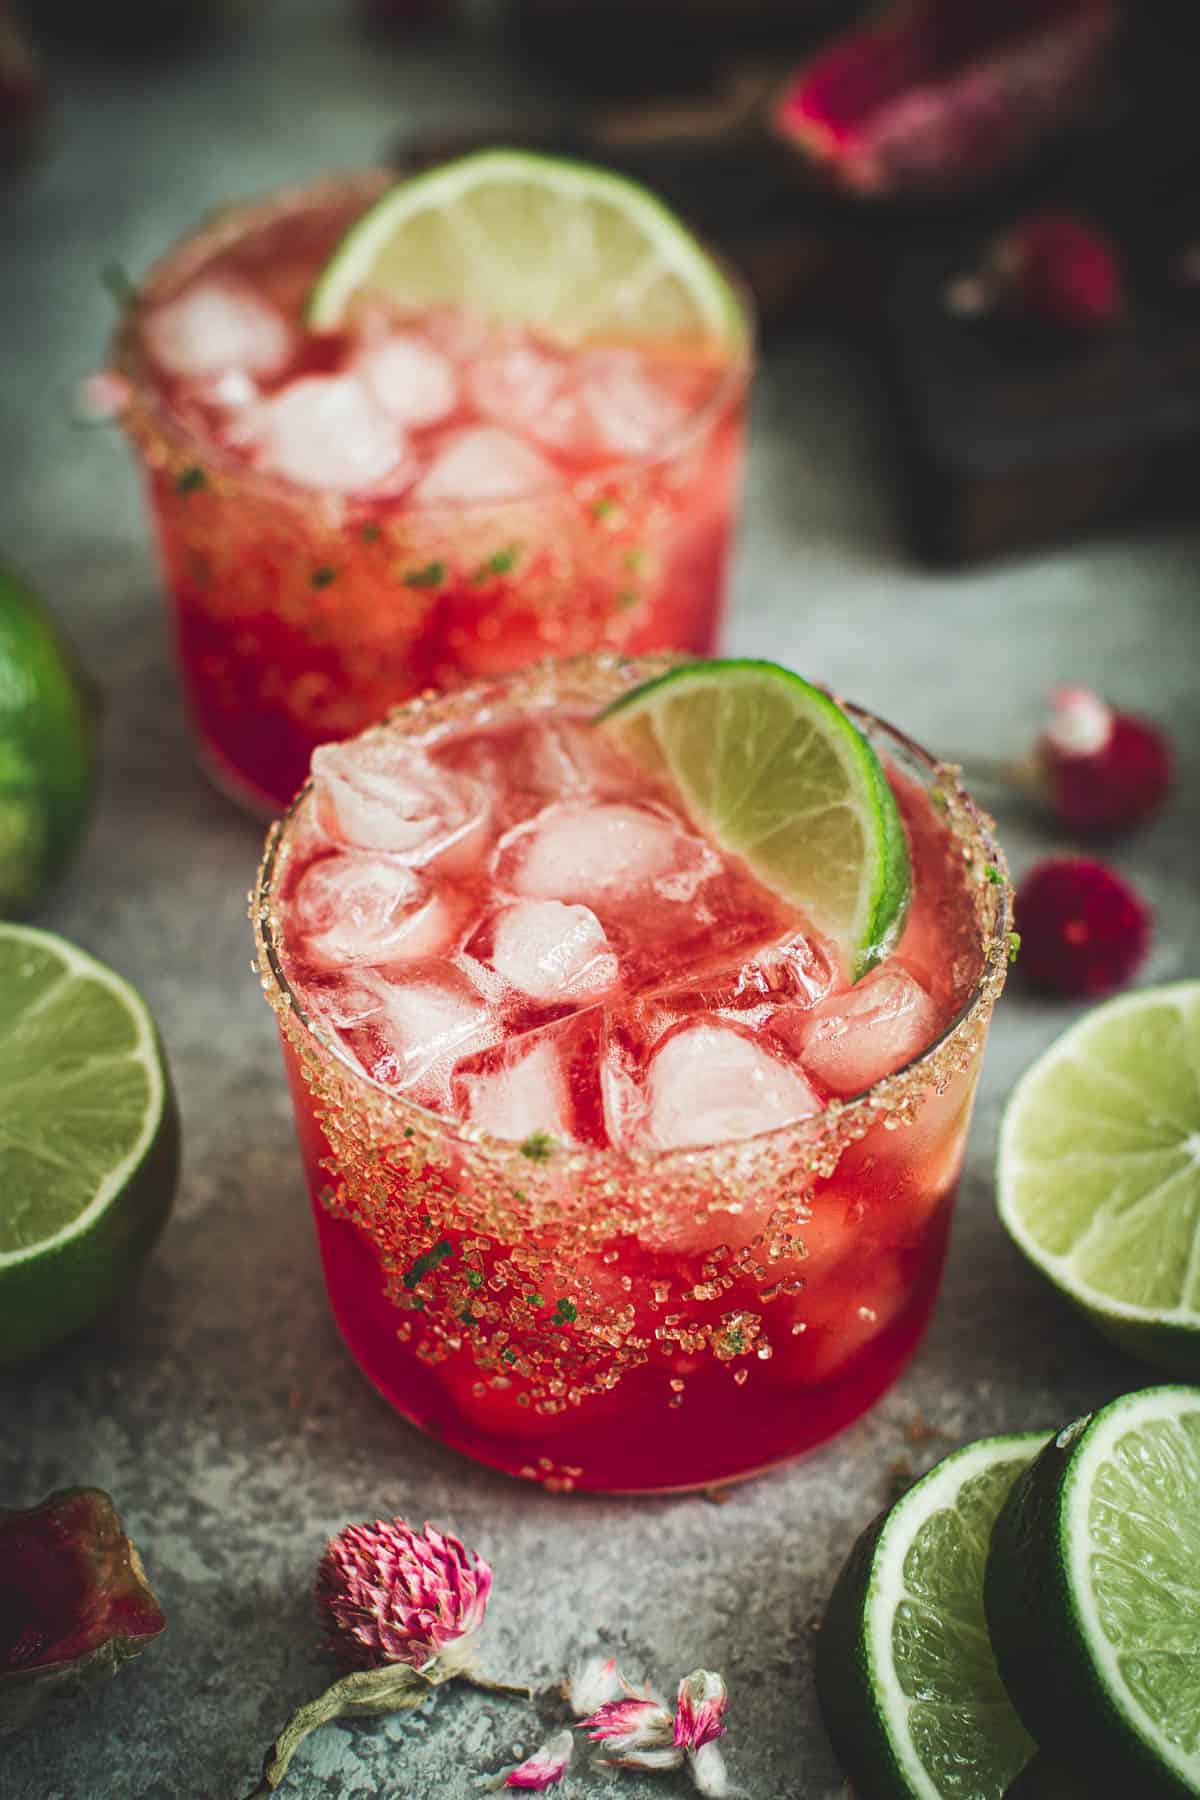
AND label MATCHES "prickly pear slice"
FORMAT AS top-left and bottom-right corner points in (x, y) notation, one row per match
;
(0, 1487), (165, 1733)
